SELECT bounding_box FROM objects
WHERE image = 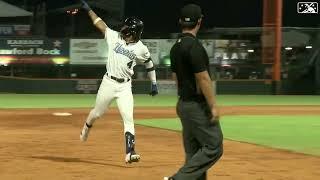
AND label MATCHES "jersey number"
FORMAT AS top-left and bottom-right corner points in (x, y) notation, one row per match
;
(127, 61), (133, 69)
